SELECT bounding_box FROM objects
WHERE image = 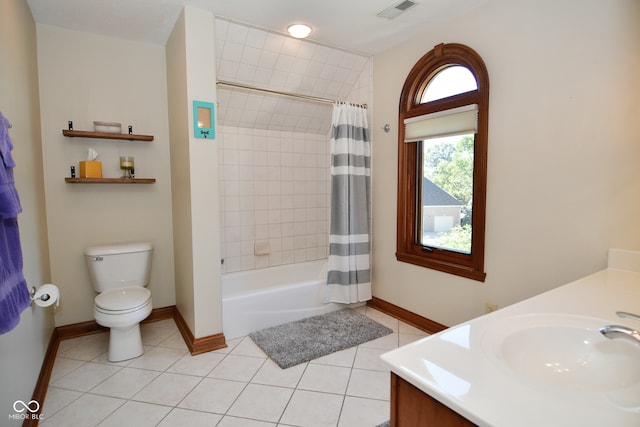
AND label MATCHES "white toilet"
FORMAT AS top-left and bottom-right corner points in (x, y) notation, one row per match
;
(85, 242), (153, 362)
